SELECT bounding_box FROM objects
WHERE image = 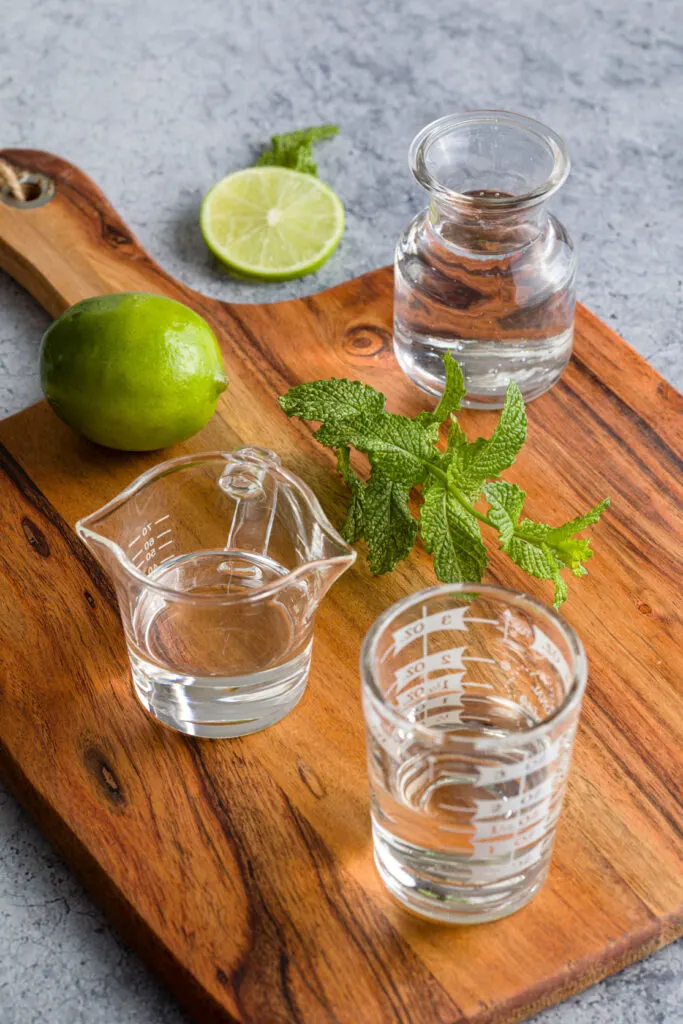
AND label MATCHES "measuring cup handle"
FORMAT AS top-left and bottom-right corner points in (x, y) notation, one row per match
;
(221, 448), (280, 555)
